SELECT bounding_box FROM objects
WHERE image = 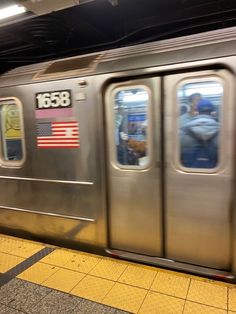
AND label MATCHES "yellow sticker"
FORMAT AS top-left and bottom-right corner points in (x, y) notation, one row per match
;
(2, 104), (22, 139)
